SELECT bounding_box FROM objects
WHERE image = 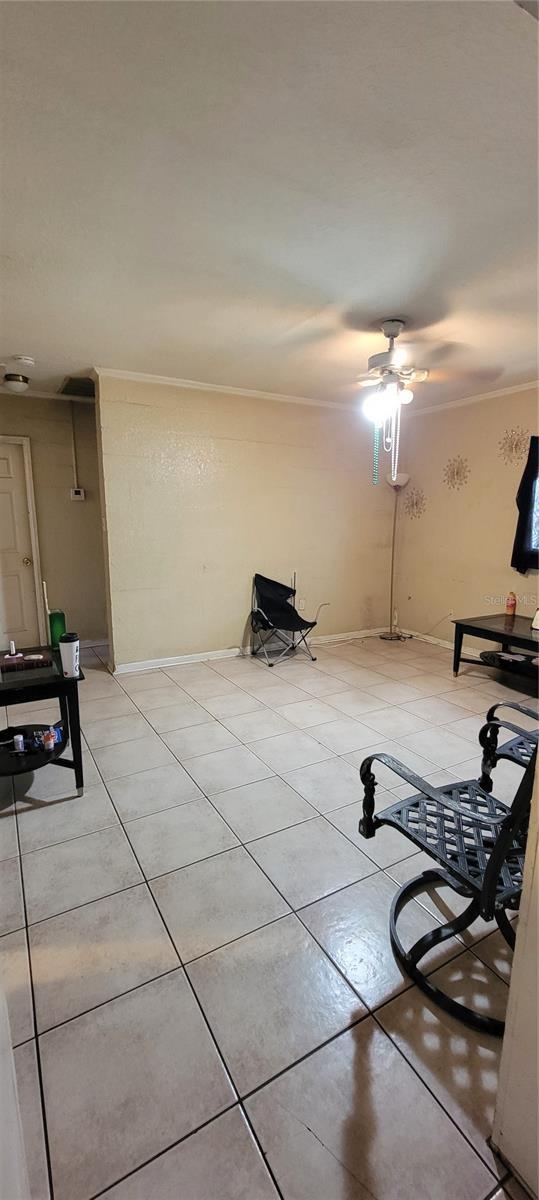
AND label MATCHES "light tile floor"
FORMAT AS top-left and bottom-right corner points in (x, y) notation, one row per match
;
(1, 636), (535, 1200)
